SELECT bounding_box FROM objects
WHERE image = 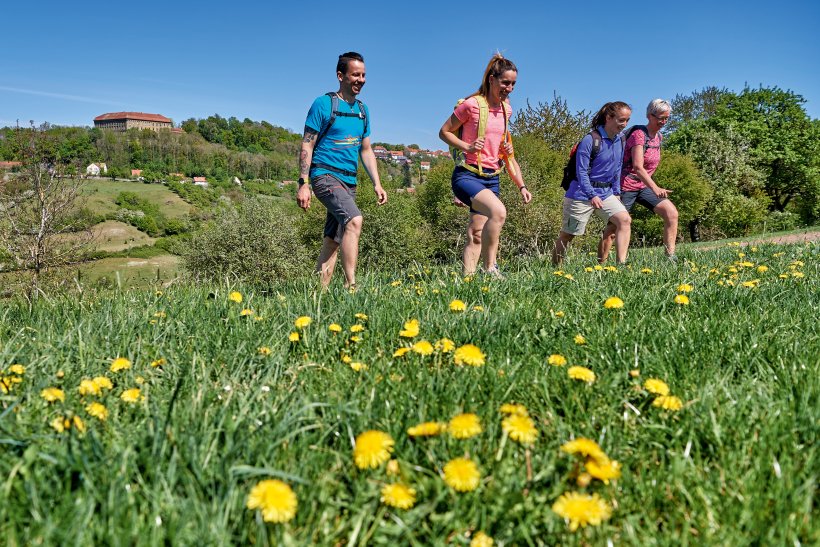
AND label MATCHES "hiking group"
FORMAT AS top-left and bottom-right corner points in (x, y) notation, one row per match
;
(297, 52), (679, 288)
